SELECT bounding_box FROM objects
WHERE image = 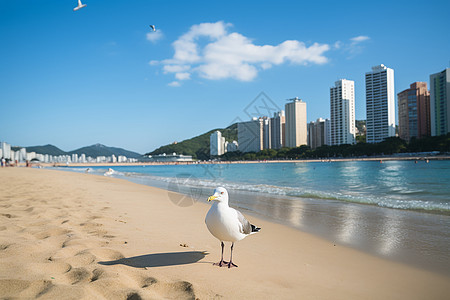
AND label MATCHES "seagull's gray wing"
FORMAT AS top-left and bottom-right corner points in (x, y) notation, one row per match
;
(236, 210), (252, 235)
